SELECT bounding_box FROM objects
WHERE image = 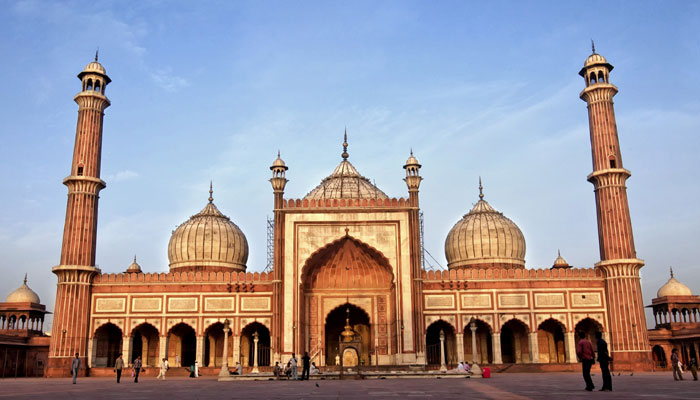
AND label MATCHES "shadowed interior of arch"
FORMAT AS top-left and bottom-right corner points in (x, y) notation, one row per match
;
(324, 303), (370, 367)
(168, 322), (196, 367)
(94, 323), (122, 367)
